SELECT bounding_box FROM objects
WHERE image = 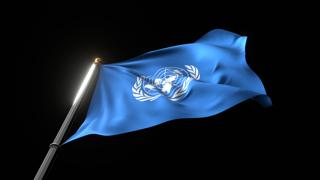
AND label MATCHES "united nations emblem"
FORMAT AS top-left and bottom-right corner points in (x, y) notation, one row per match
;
(132, 65), (200, 101)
